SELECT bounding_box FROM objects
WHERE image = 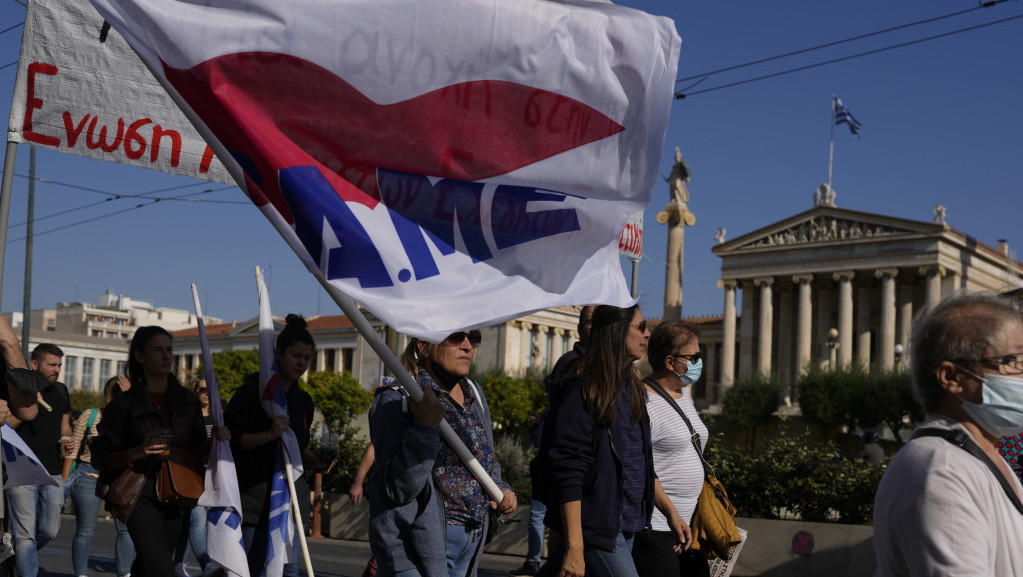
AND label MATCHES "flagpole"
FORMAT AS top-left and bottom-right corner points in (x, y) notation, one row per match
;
(310, 272), (505, 503)
(827, 94), (835, 193)
(282, 450), (315, 577)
